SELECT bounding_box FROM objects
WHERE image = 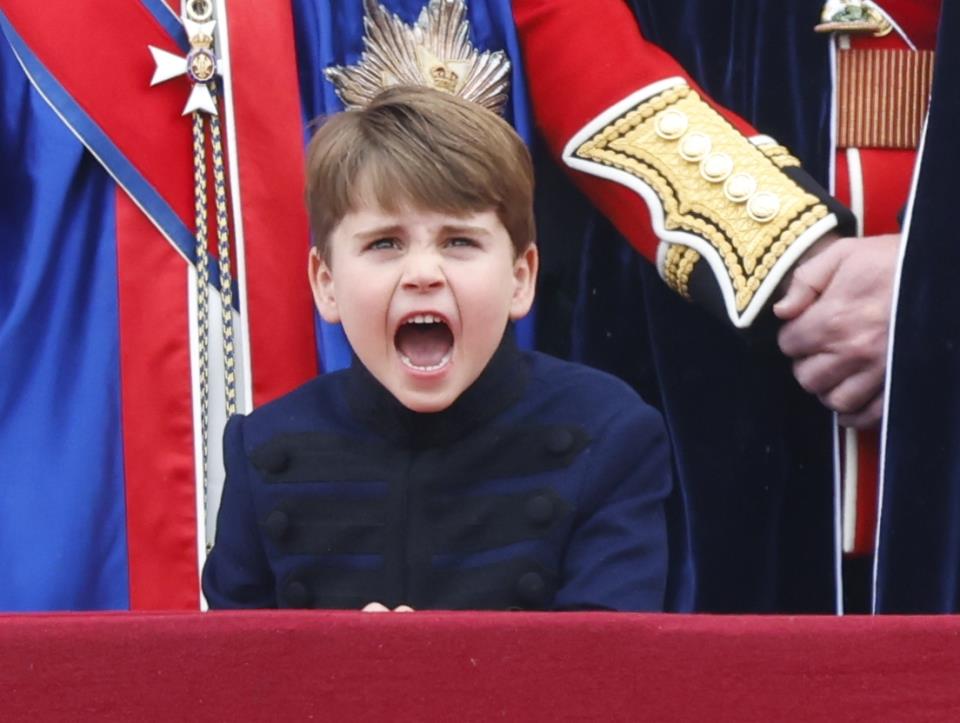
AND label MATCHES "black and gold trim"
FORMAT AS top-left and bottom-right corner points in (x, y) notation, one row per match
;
(563, 81), (853, 327)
